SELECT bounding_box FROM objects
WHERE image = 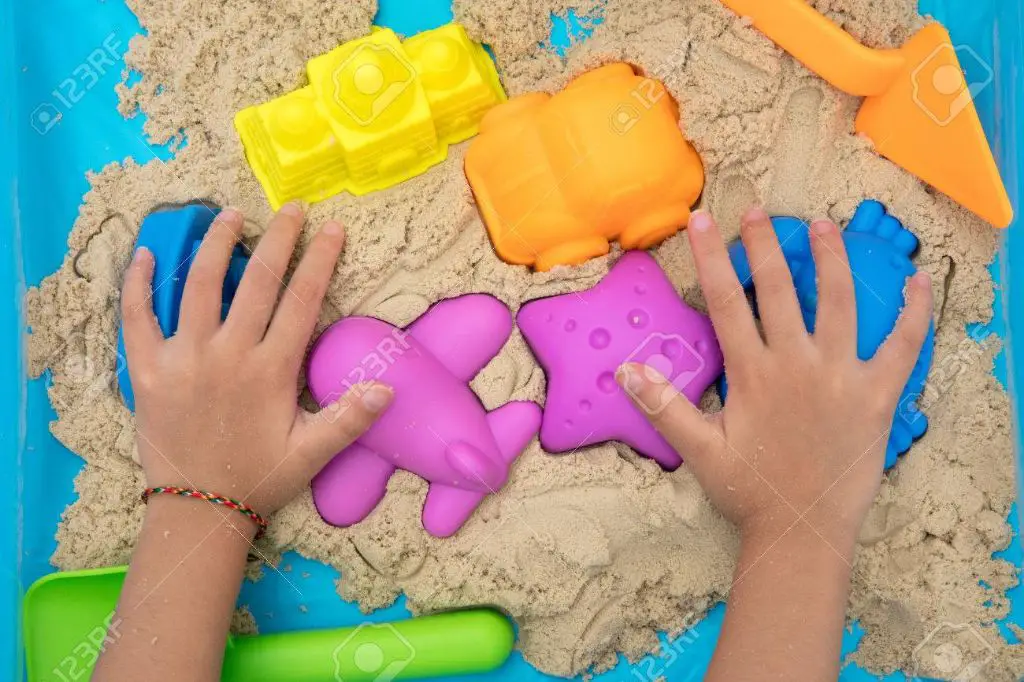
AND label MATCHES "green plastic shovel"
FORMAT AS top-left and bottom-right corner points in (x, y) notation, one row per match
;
(24, 566), (515, 681)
